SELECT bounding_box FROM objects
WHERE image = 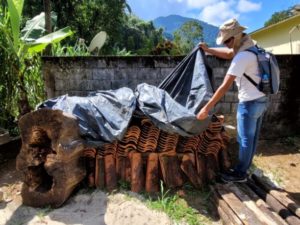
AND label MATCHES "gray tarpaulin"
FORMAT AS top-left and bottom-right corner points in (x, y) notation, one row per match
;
(38, 88), (136, 142)
(39, 48), (215, 143)
(138, 47), (214, 136)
